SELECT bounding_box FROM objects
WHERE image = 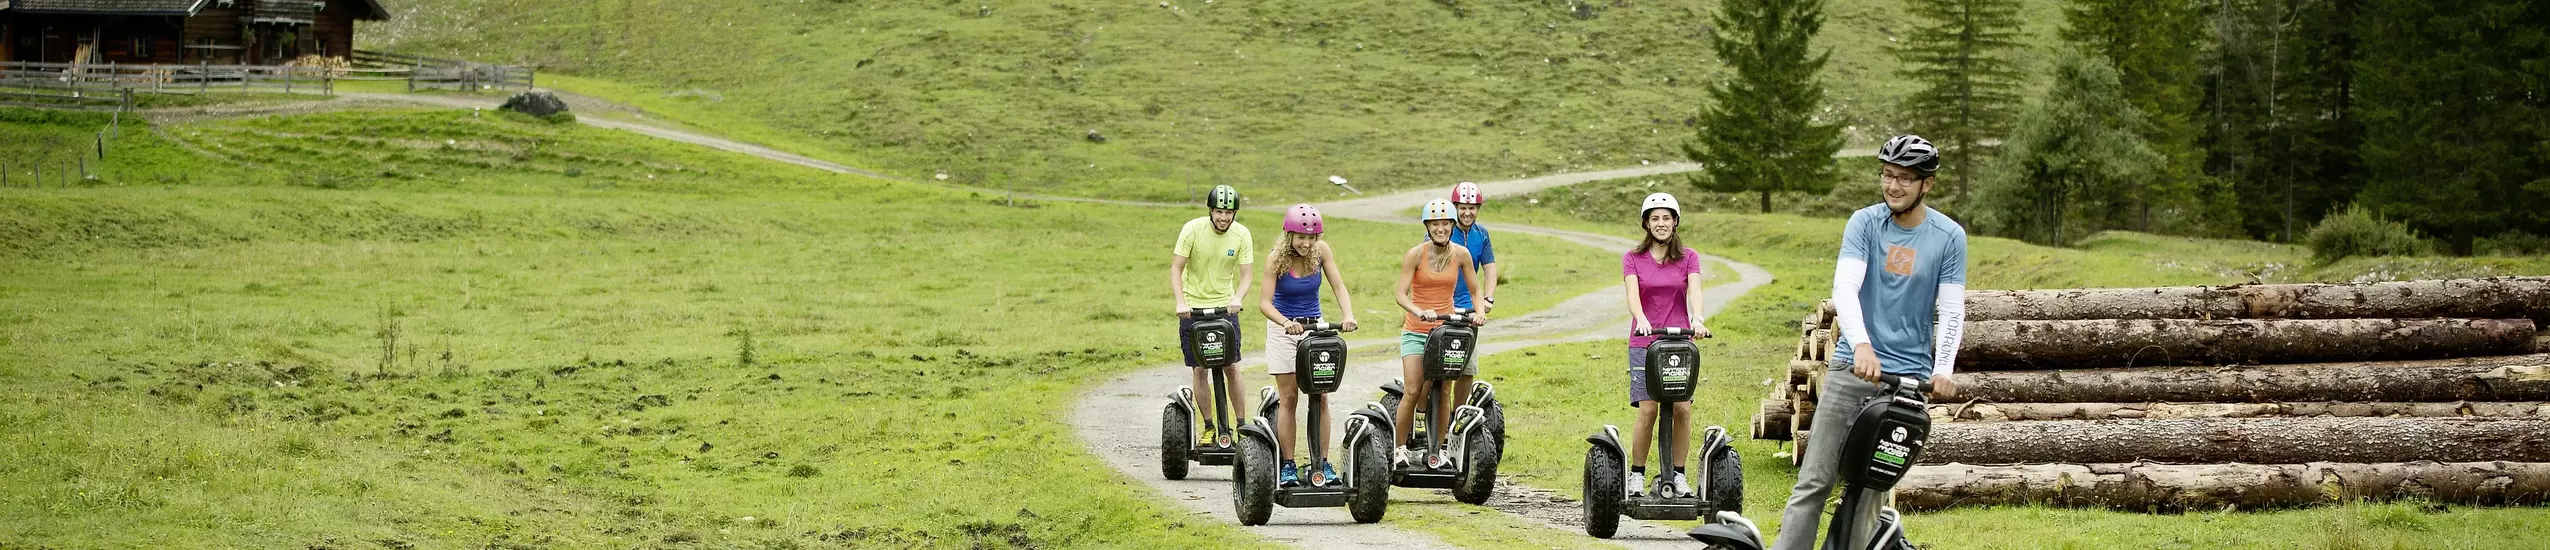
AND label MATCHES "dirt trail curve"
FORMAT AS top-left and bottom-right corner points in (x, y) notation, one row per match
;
(343, 90), (1778, 547)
